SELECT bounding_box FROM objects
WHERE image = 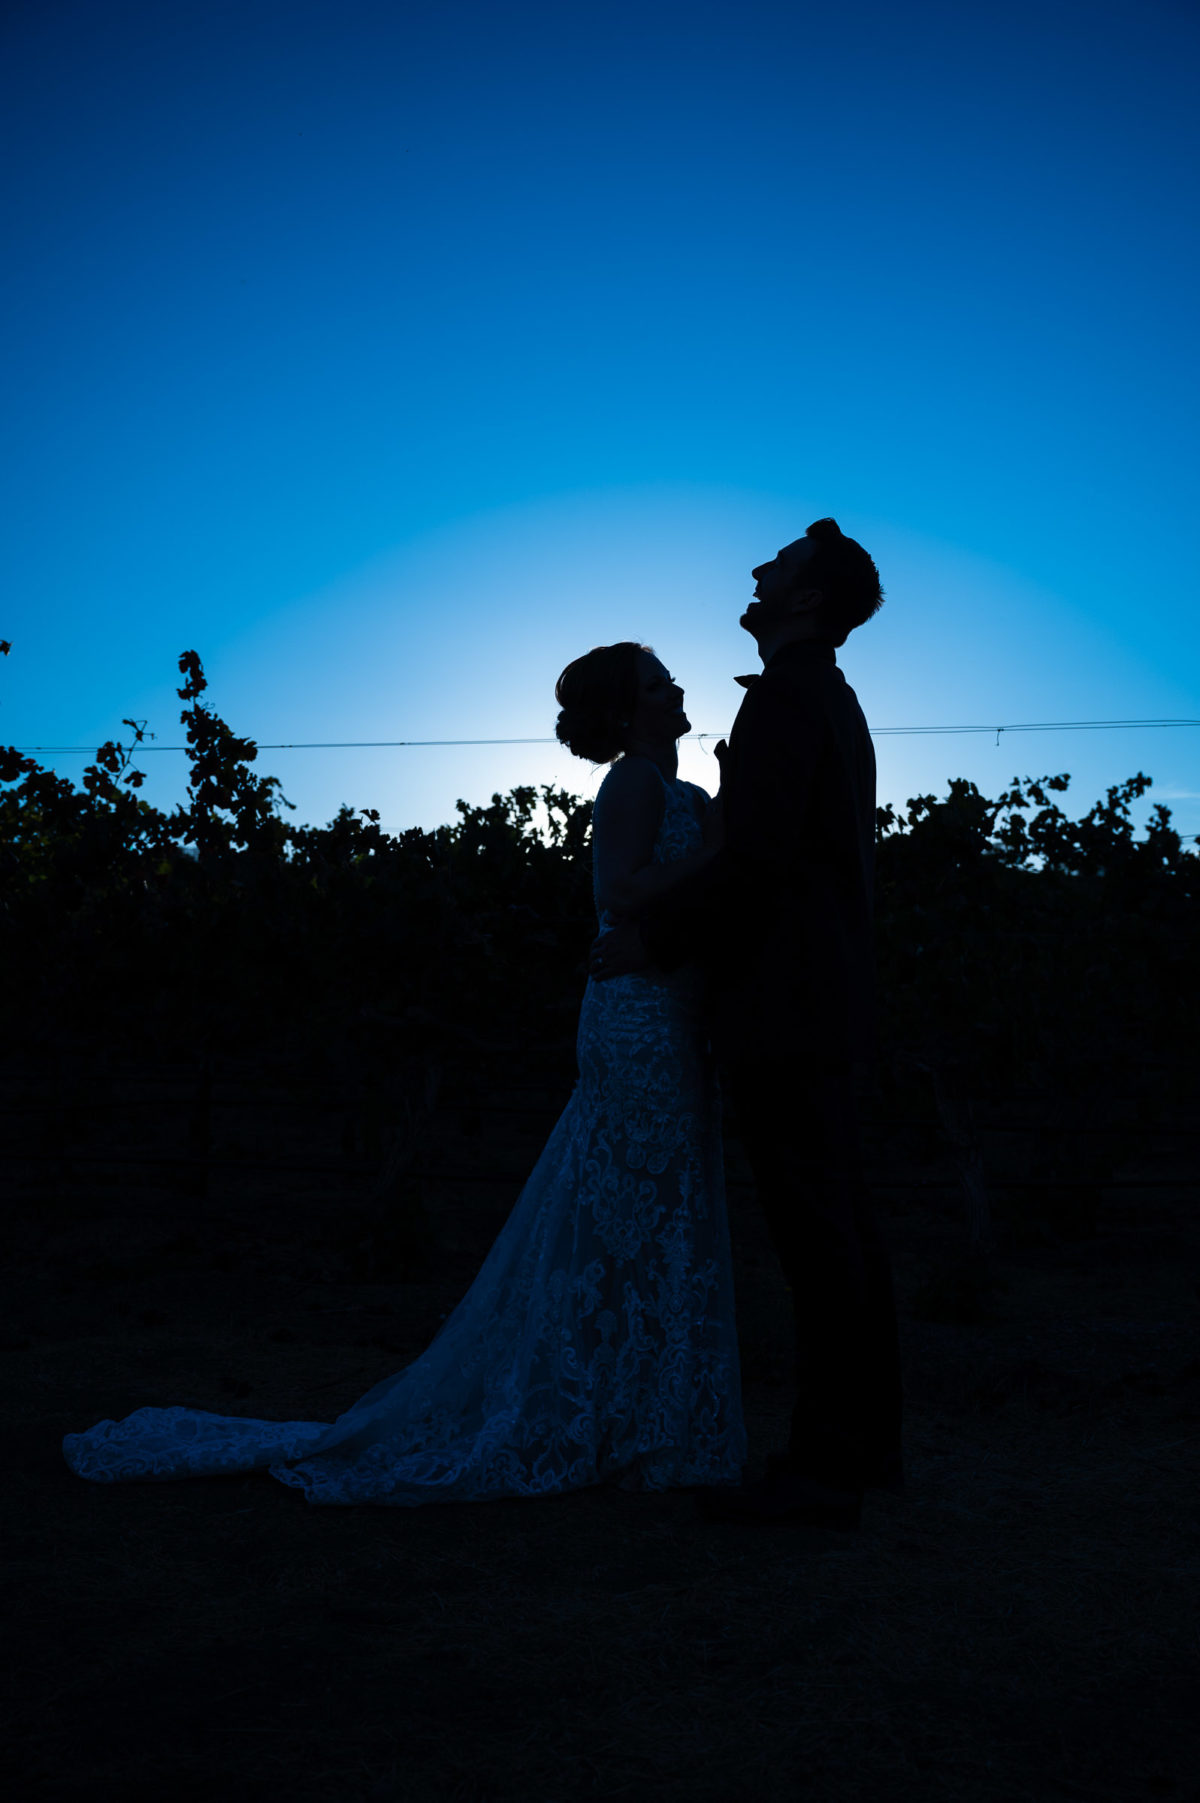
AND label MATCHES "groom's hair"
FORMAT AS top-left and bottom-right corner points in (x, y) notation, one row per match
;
(555, 641), (648, 765)
(801, 518), (884, 647)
